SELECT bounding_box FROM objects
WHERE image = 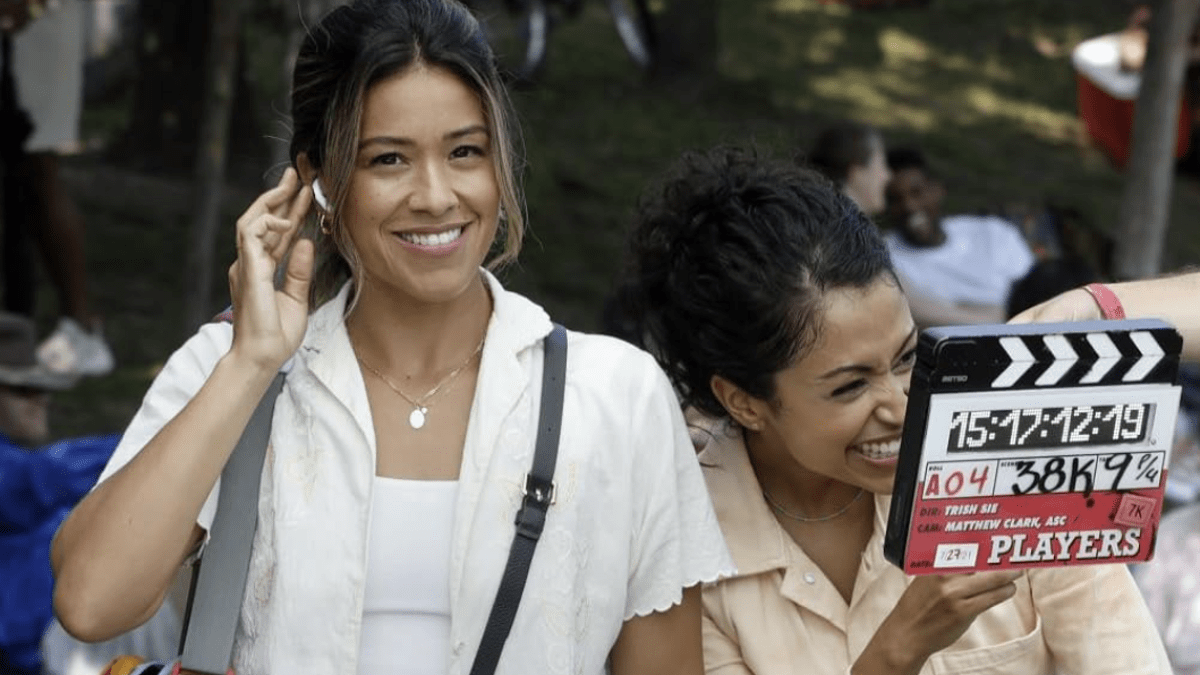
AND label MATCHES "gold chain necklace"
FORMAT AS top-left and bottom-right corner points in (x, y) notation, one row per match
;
(356, 336), (485, 430)
(763, 487), (865, 523)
